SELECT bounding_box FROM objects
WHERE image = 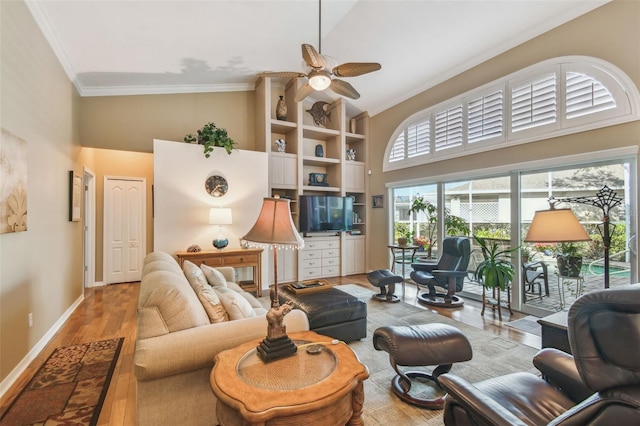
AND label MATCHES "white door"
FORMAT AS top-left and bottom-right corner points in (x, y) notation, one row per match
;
(105, 177), (146, 284)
